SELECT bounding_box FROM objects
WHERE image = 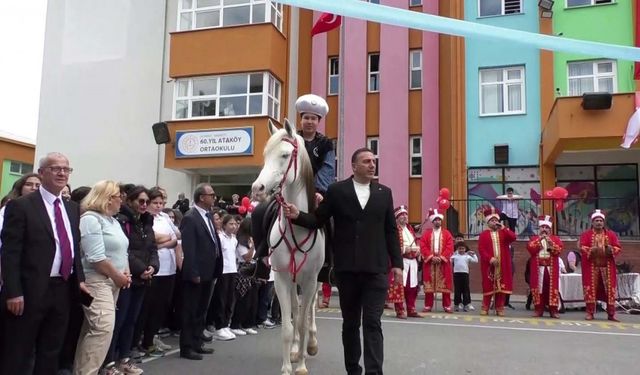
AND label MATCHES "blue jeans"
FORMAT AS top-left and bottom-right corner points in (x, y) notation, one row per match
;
(105, 285), (146, 364)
